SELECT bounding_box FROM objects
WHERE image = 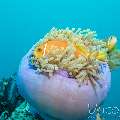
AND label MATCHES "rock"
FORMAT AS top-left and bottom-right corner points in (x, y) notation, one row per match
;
(0, 74), (44, 120)
(0, 73), (24, 118)
(8, 101), (43, 120)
